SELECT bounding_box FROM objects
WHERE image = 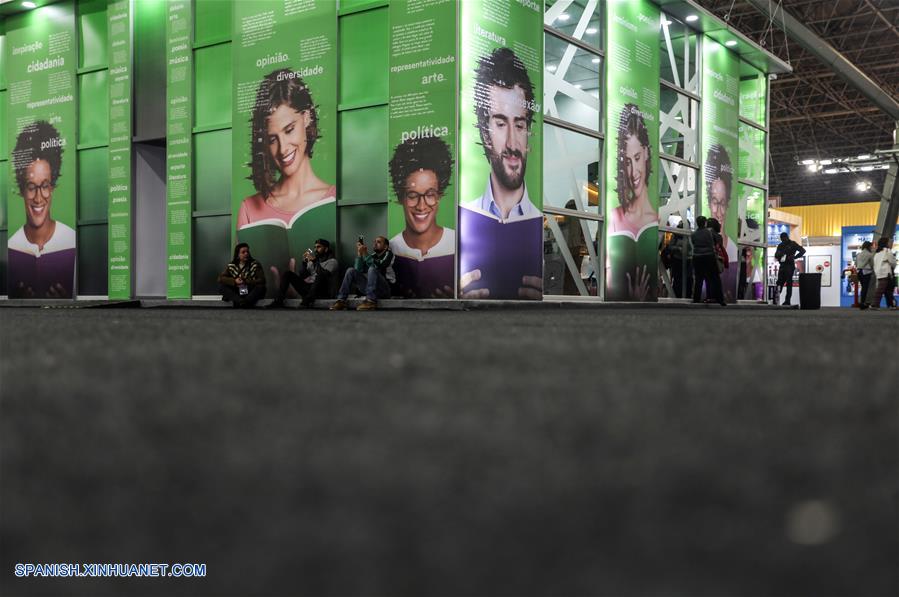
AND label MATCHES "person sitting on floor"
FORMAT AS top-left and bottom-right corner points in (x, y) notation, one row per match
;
(218, 243), (266, 308)
(330, 236), (396, 311)
(269, 238), (338, 309)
